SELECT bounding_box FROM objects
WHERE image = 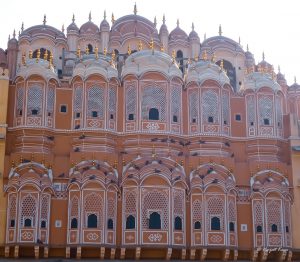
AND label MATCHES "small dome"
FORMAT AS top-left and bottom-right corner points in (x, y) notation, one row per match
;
(277, 68), (287, 86)
(100, 11), (110, 32)
(245, 51), (254, 60)
(169, 22), (188, 42)
(188, 23), (199, 41)
(288, 78), (300, 91)
(79, 14), (99, 34)
(202, 35), (244, 54)
(159, 15), (168, 35)
(67, 15), (79, 33)
(243, 72), (281, 92)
